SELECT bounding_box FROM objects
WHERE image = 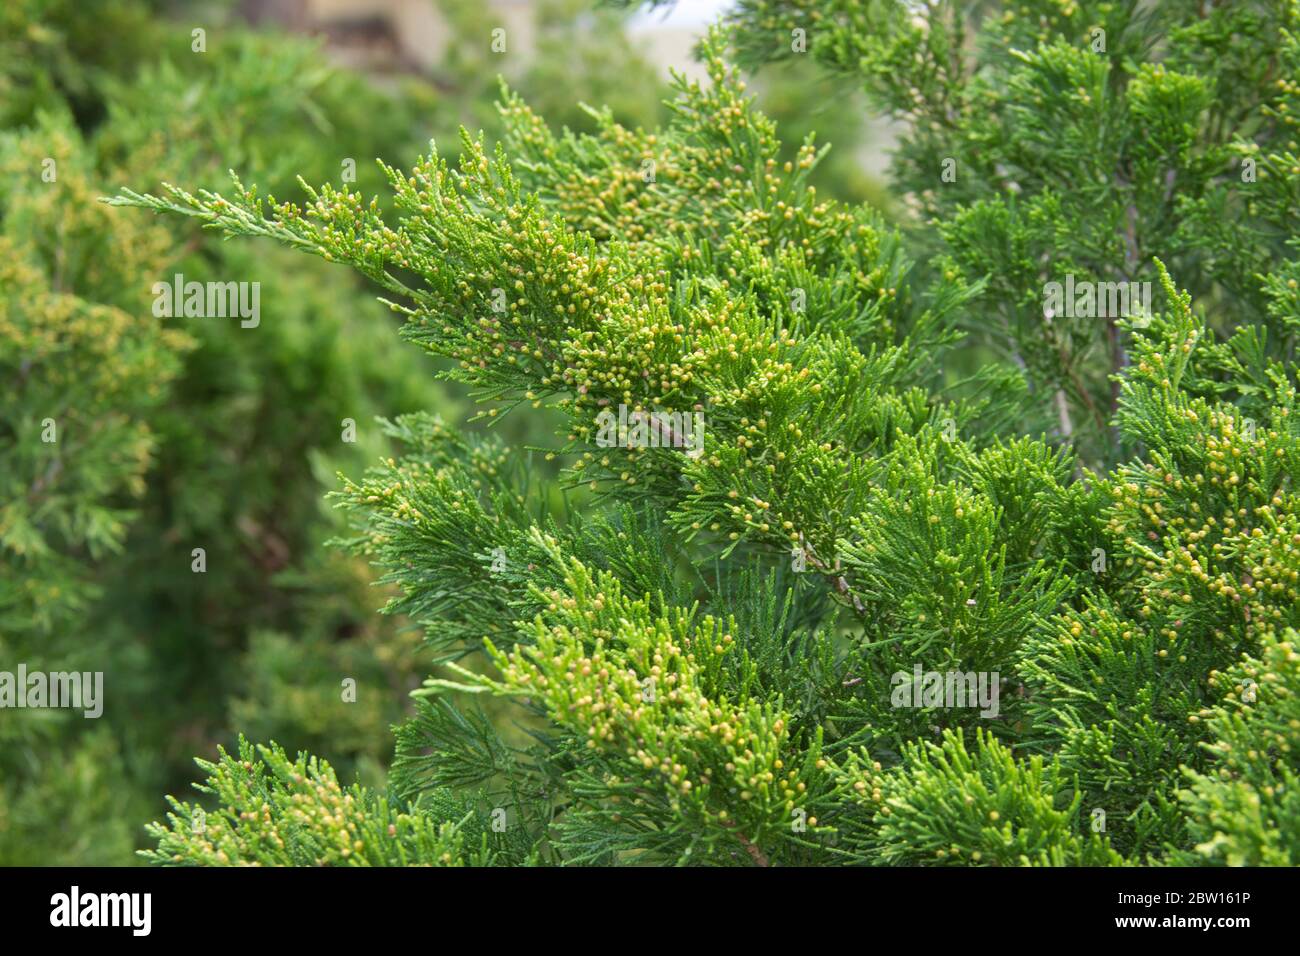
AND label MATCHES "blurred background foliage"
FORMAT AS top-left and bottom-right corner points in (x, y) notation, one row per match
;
(0, 0), (886, 863)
